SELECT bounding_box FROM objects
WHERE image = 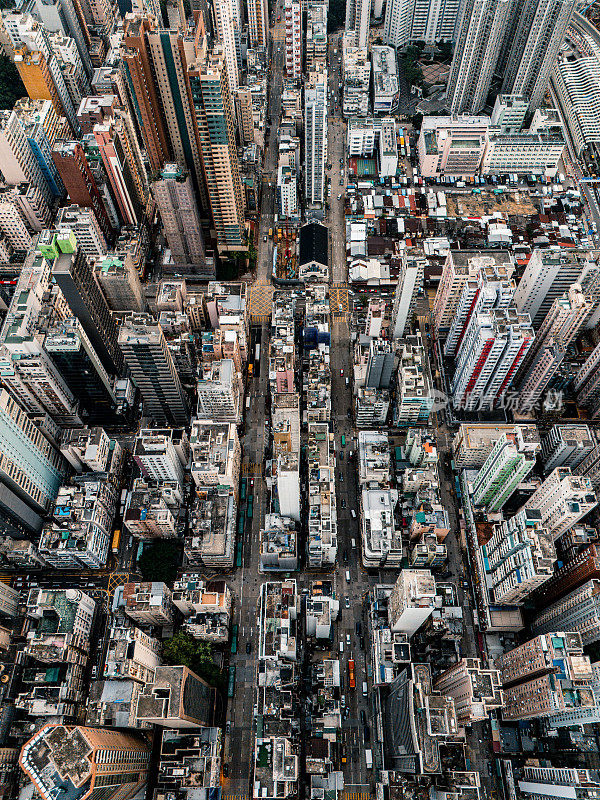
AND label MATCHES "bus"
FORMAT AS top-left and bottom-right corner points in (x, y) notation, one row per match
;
(365, 750), (373, 769)
(231, 623), (238, 654)
(255, 344), (260, 363)
(241, 479), (246, 502)
(348, 659), (356, 689)
(227, 665), (236, 698)
(341, 434), (345, 447)
(247, 497), (253, 519)
(111, 529), (121, 554)
(238, 515), (245, 538)
(236, 540), (243, 567)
